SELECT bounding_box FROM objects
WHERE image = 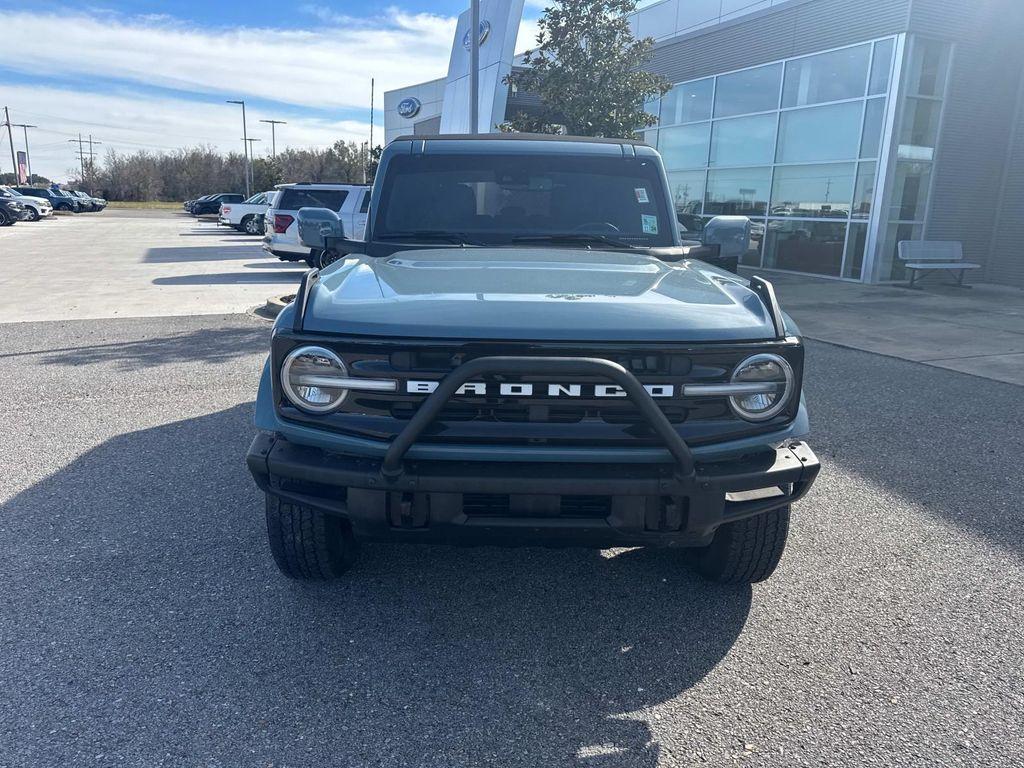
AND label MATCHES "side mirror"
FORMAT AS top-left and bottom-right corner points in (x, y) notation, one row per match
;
(700, 216), (752, 273)
(297, 207), (345, 249)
